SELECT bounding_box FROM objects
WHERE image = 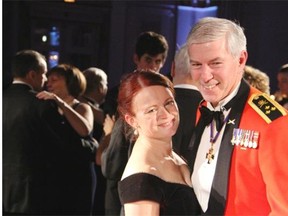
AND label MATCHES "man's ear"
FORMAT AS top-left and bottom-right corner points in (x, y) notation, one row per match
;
(124, 114), (137, 128)
(26, 70), (36, 82)
(170, 61), (175, 78)
(239, 50), (248, 66)
(133, 54), (140, 65)
(238, 50), (248, 74)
